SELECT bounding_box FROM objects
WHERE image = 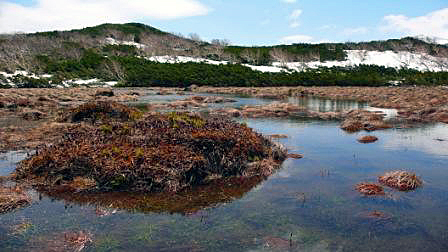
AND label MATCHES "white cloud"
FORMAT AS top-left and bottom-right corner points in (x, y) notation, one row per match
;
(381, 8), (448, 43)
(342, 27), (368, 36)
(281, 0), (297, 3)
(0, 0), (210, 33)
(279, 34), (313, 44)
(288, 9), (302, 28)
